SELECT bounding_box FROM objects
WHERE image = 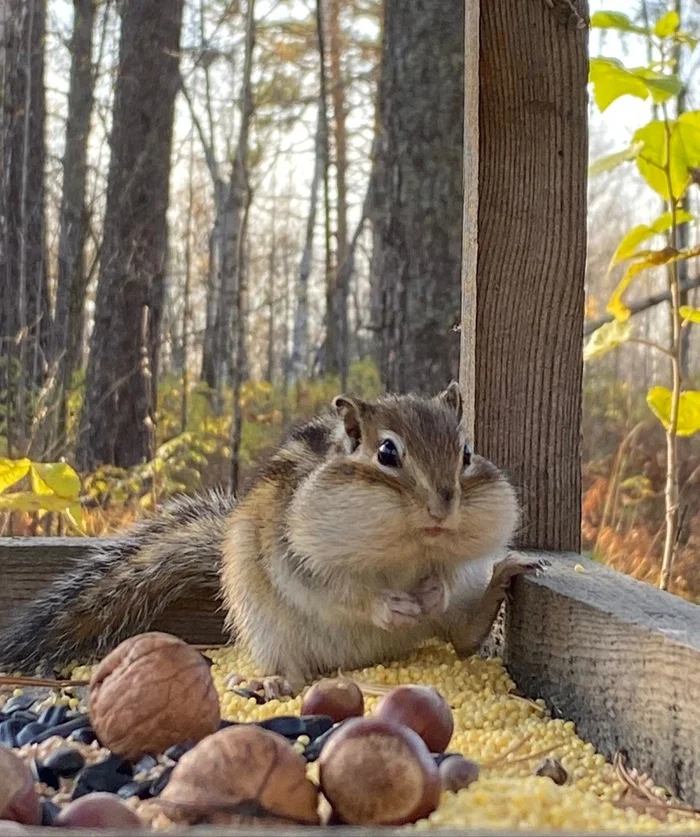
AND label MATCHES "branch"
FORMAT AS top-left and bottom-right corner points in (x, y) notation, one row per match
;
(584, 275), (700, 336)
